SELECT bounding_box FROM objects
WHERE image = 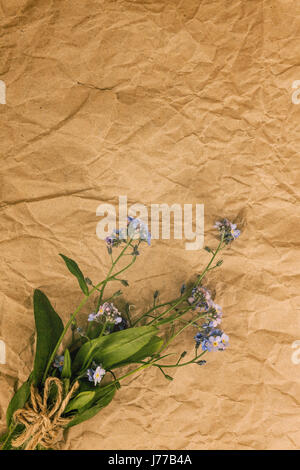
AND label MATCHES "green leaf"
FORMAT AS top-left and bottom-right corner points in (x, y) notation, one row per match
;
(0, 424), (25, 450)
(33, 289), (64, 385)
(63, 378), (70, 394)
(6, 376), (32, 427)
(66, 385), (116, 428)
(59, 254), (89, 296)
(73, 326), (158, 372)
(64, 391), (96, 413)
(61, 349), (71, 379)
(111, 335), (163, 369)
(92, 326), (158, 371)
